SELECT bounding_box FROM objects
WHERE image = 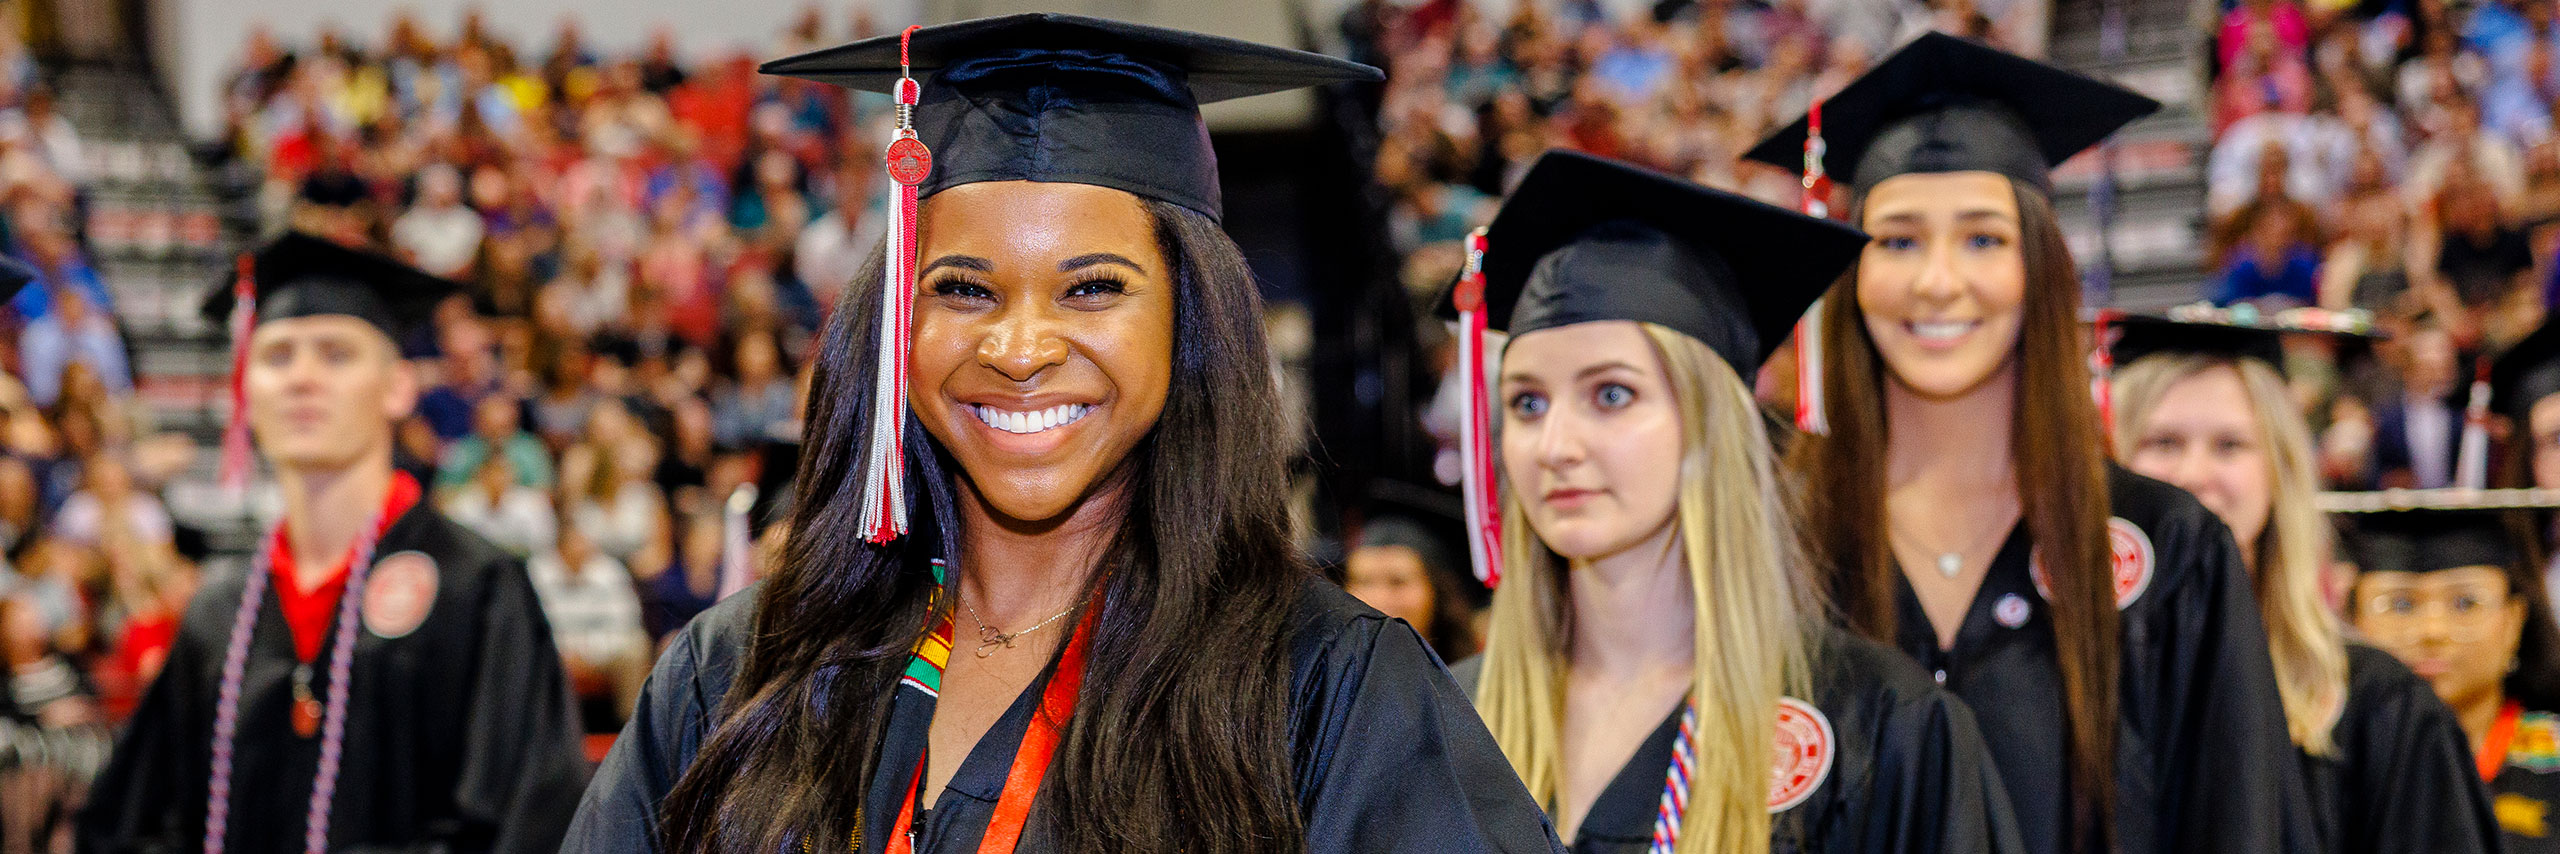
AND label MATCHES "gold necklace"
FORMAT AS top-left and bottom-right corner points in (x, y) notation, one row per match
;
(960, 592), (1079, 658)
